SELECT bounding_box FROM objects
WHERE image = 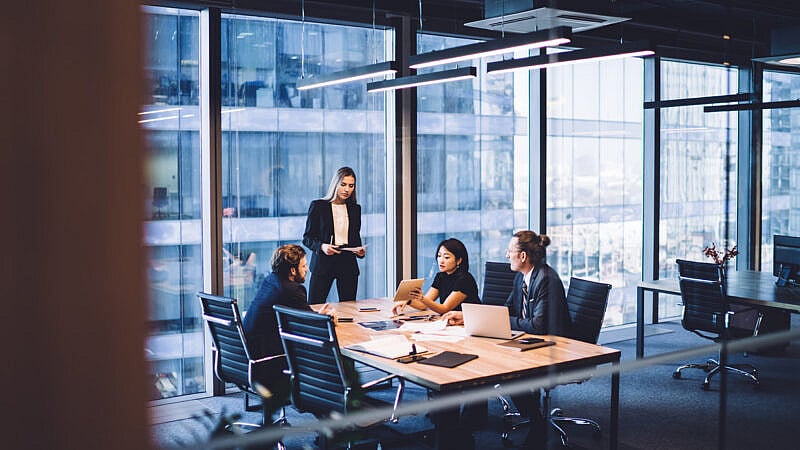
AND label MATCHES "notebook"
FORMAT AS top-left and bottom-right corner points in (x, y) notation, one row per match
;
(417, 351), (478, 368)
(461, 303), (524, 339)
